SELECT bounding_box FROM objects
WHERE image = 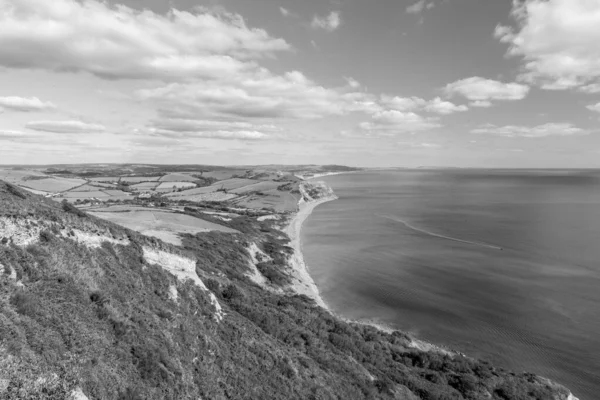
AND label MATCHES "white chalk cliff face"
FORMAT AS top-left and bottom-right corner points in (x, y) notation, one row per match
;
(142, 247), (224, 322)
